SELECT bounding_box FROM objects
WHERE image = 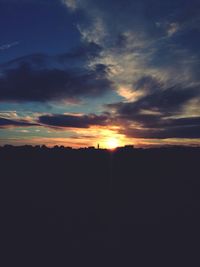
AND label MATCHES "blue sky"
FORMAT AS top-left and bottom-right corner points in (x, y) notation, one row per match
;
(0, 0), (200, 147)
(0, 0), (81, 62)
